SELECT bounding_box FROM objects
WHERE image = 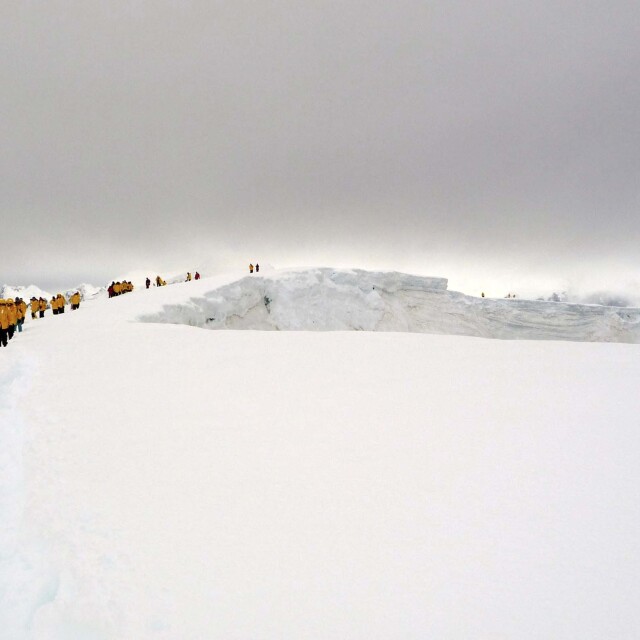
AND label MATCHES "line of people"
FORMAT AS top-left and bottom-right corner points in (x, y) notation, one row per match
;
(1, 291), (83, 349)
(30, 297), (49, 318)
(108, 281), (134, 298)
(0, 291), (82, 347)
(145, 272), (200, 289)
